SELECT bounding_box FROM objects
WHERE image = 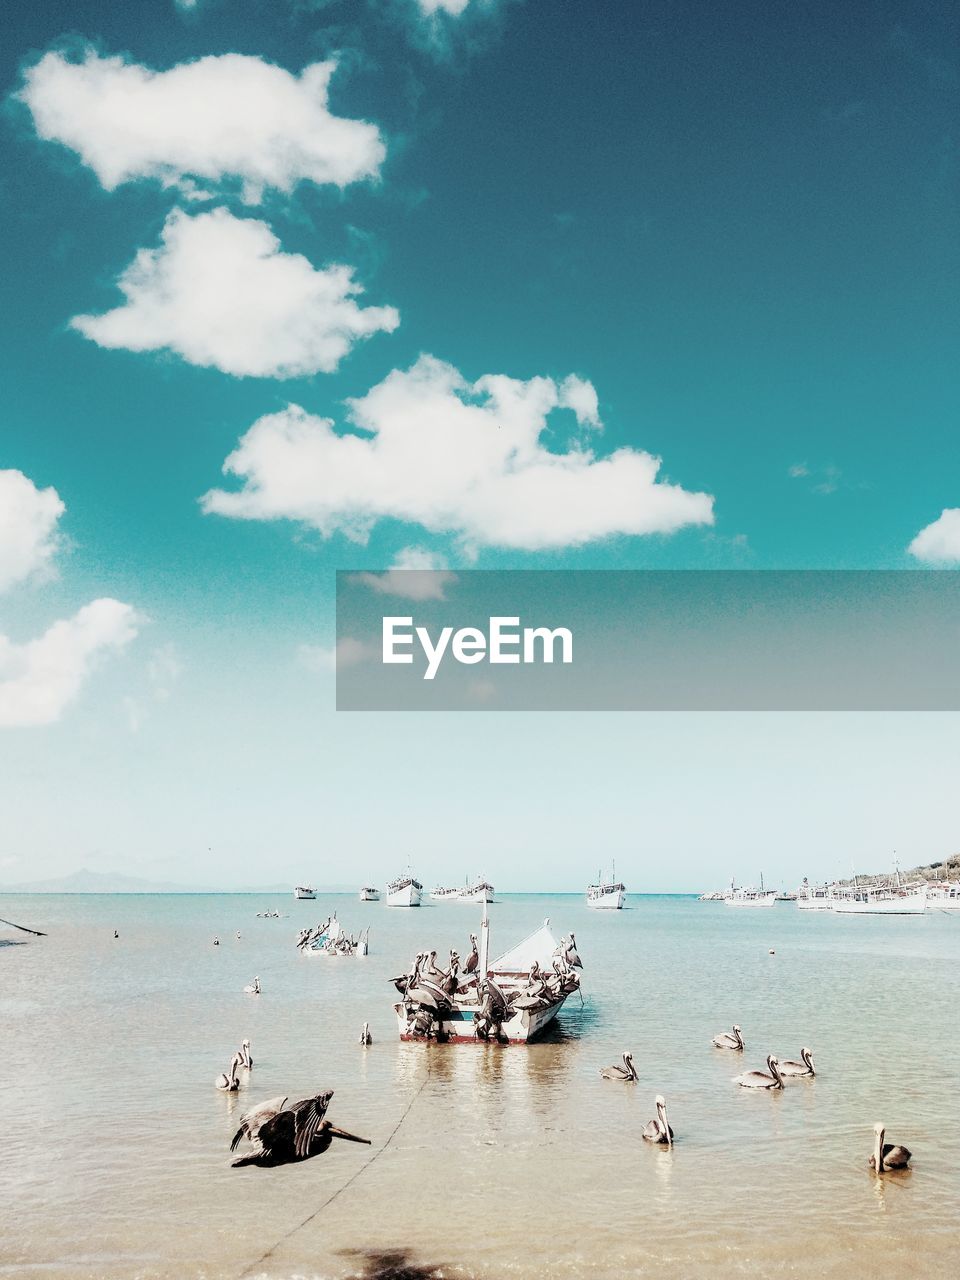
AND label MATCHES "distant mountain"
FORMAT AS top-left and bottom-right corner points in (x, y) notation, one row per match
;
(0, 868), (291, 894)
